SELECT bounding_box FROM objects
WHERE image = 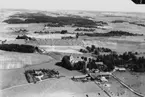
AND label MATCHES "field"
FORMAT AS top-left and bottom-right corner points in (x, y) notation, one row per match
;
(0, 9), (145, 97)
(113, 71), (145, 96)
